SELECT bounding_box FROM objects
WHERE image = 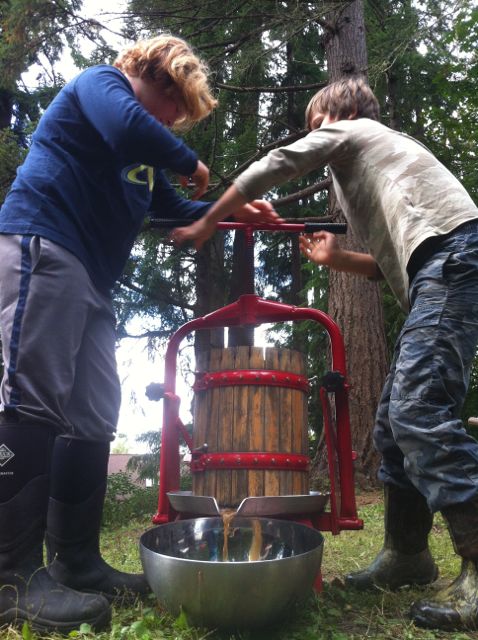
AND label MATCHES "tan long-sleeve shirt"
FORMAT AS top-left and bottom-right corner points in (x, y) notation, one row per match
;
(234, 118), (478, 310)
